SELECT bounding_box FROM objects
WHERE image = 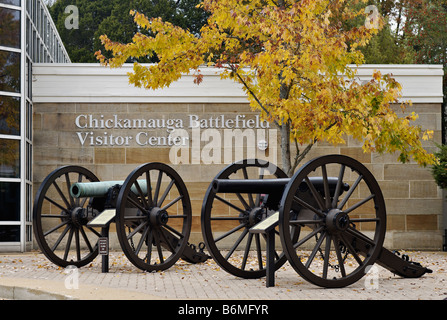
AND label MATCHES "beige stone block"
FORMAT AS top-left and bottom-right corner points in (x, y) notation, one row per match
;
(188, 104), (205, 113)
(384, 199), (442, 215)
(33, 113), (42, 130)
(384, 164), (433, 180)
(186, 182), (212, 200)
(390, 103), (441, 114)
(42, 113), (78, 131)
(340, 147), (371, 164)
(372, 152), (401, 164)
(386, 214), (405, 231)
(34, 103), (76, 113)
(410, 180), (440, 199)
(363, 180), (409, 199)
(406, 214), (439, 231)
(126, 147), (171, 164)
(58, 132), (84, 148)
(95, 148), (125, 164)
(127, 103), (189, 113)
(363, 163), (384, 181)
(33, 131), (58, 147)
(392, 231), (443, 250)
(34, 147), (93, 165)
(204, 103), (252, 113)
(76, 103), (128, 113)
